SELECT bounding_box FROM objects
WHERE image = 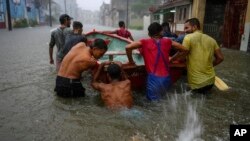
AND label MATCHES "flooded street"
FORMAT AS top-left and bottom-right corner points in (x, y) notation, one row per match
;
(0, 25), (250, 141)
